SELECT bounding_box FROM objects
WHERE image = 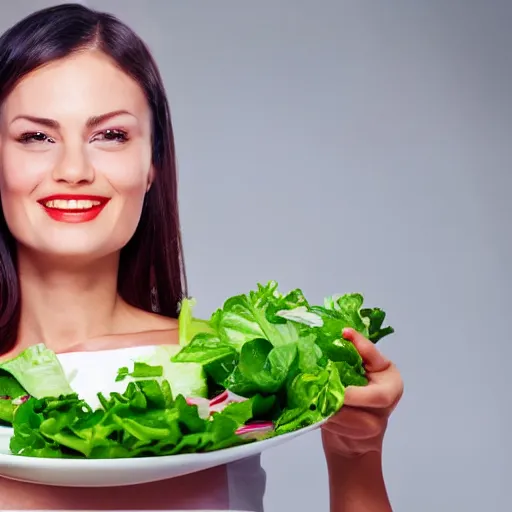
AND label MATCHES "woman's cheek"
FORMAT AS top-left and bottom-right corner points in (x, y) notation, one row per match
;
(0, 146), (52, 194)
(0, 148), (52, 235)
(89, 144), (151, 196)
